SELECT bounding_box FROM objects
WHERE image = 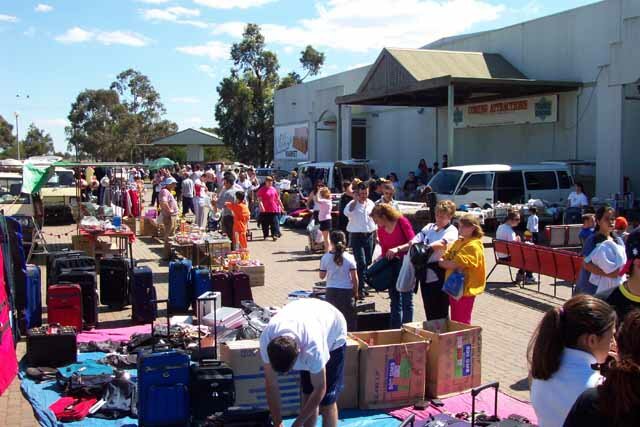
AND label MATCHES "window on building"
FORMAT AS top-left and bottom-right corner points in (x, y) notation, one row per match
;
(557, 171), (573, 189)
(525, 171), (558, 190)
